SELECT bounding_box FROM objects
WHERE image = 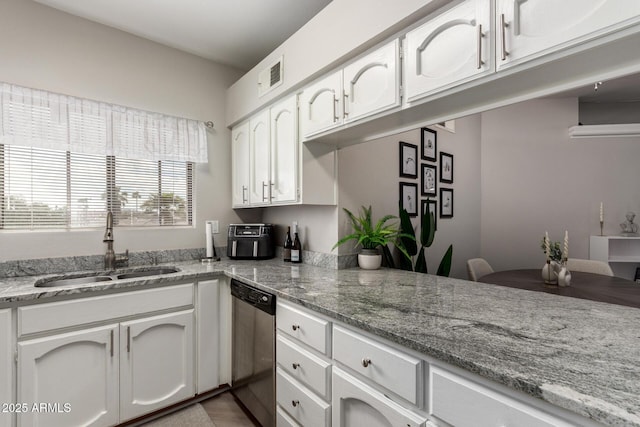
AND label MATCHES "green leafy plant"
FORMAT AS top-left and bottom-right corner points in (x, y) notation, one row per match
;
(394, 201), (453, 276)
(540, 237), (562, 262)
(333, 205), (414, 261)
